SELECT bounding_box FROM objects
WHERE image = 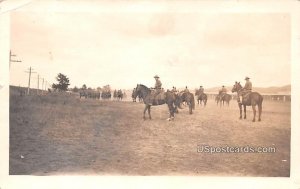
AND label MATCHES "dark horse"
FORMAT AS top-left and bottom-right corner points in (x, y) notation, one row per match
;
(177, 91), (195, 114)
(195, 90), (207, 106)
(218, 93), (232, 107)
(117, 90), (123, 101)
(232, 82), (263, 122)
(133, 84), (177, 120)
